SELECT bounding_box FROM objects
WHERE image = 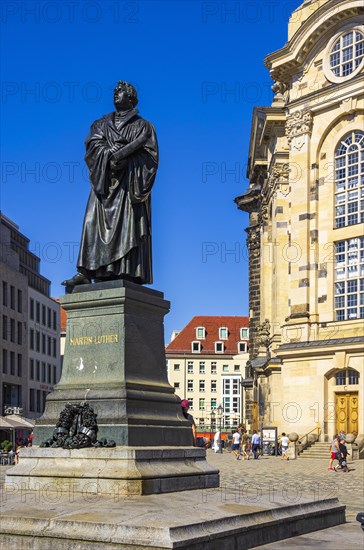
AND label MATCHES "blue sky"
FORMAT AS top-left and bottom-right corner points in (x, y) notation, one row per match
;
(1, 0), (302, 341)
